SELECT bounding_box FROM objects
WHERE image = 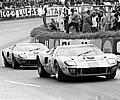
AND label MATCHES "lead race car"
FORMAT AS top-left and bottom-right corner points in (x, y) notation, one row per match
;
(37, 44), (118, 81)
(2, 43), (49, 68)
